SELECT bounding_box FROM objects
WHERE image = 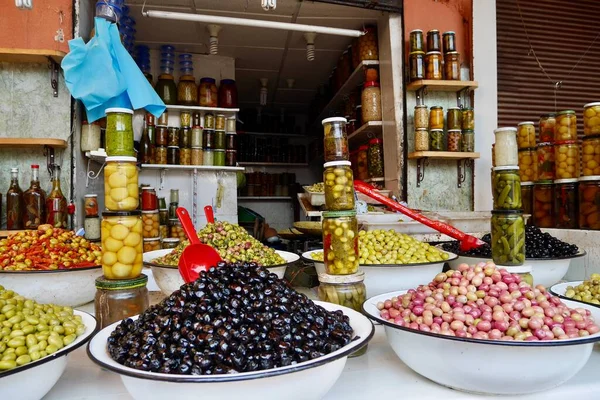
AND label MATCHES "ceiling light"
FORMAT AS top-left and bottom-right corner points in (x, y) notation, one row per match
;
(303, 32), (317, 61)
(207, 24), (221, 55)
(260, 78), (269, 106)
(261, 0), (276, 11)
